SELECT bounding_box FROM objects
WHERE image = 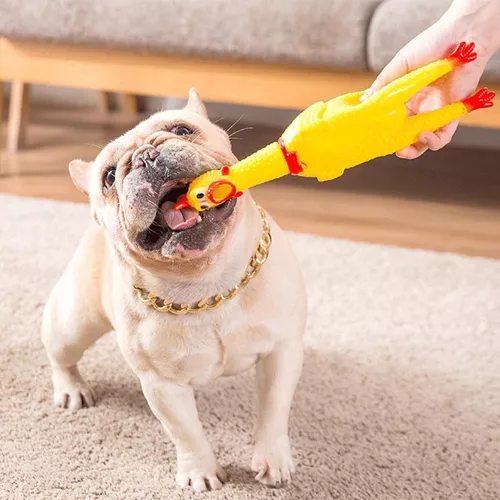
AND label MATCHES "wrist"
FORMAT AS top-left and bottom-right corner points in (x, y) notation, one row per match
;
(442, 0), (500, 58)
